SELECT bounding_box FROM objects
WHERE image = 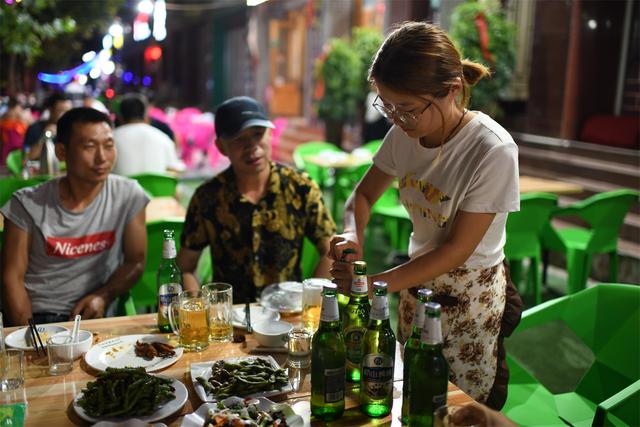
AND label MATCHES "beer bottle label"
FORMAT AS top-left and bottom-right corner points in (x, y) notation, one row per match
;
(370, 295), (389, 320)
(162, 240), (177, 259)
(344, 327), (364, 366)
(158, 283), (181, 317)
(361, 354), (394, 400)
(323, 367), (345, 403)
(413, 302), (425, 329)
(421, 316), (443, 345)
(320, 297), (339, 322)
(351, 275), (368, 294)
